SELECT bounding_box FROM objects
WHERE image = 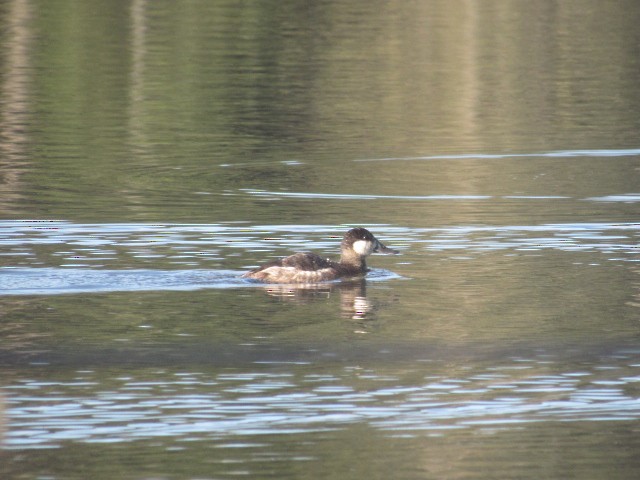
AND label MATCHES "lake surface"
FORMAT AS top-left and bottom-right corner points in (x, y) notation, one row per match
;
(1, 1), (640, 478)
